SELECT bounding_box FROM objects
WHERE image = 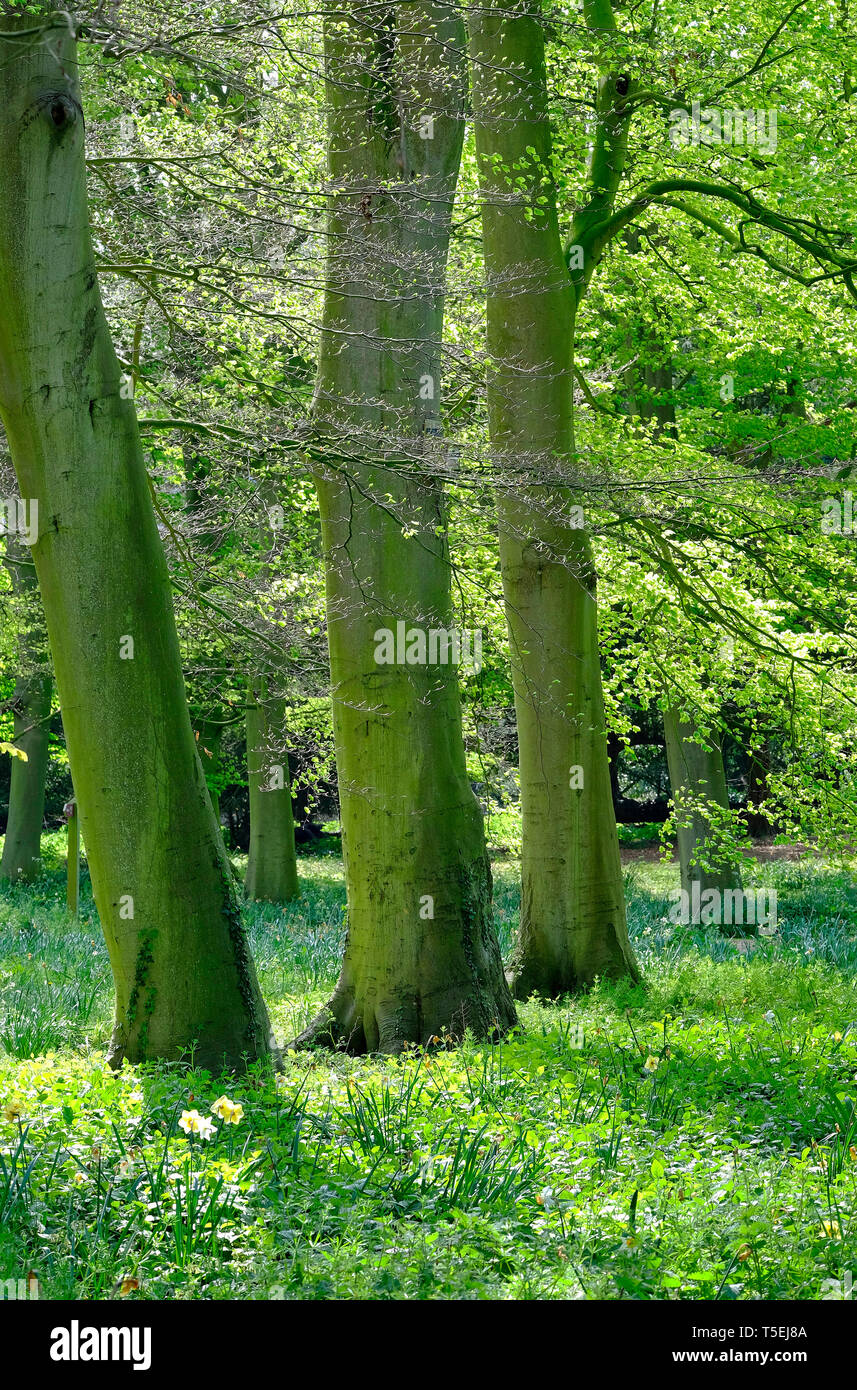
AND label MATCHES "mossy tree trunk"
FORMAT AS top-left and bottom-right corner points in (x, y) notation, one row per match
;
(300, 0), (516, 1051)
(468, 1), (638, 997)
(0, 9), (277, 1069)
(0, 540), (51, 882)
(246, 678), (299, 903)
